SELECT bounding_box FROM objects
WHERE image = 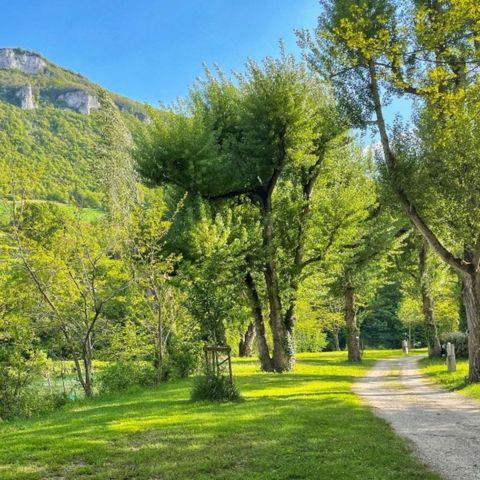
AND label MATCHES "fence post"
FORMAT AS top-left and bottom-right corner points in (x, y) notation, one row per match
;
(446, 342), (456, 373)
